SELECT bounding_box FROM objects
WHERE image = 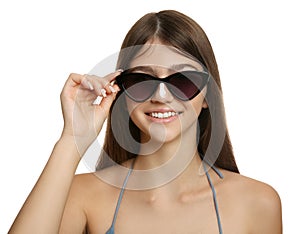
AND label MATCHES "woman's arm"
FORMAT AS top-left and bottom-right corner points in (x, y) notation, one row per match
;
(9, 136), (82, 233)
(9, 71), (121, 234)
